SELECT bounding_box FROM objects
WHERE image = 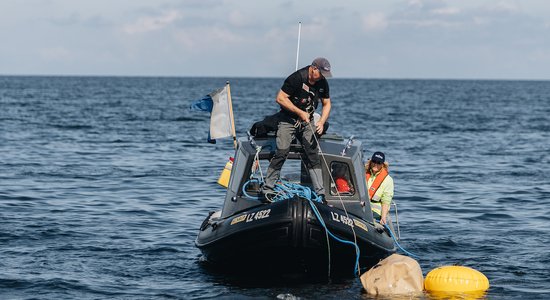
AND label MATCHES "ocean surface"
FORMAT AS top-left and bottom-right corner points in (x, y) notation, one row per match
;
(1, 76), (549, 299)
